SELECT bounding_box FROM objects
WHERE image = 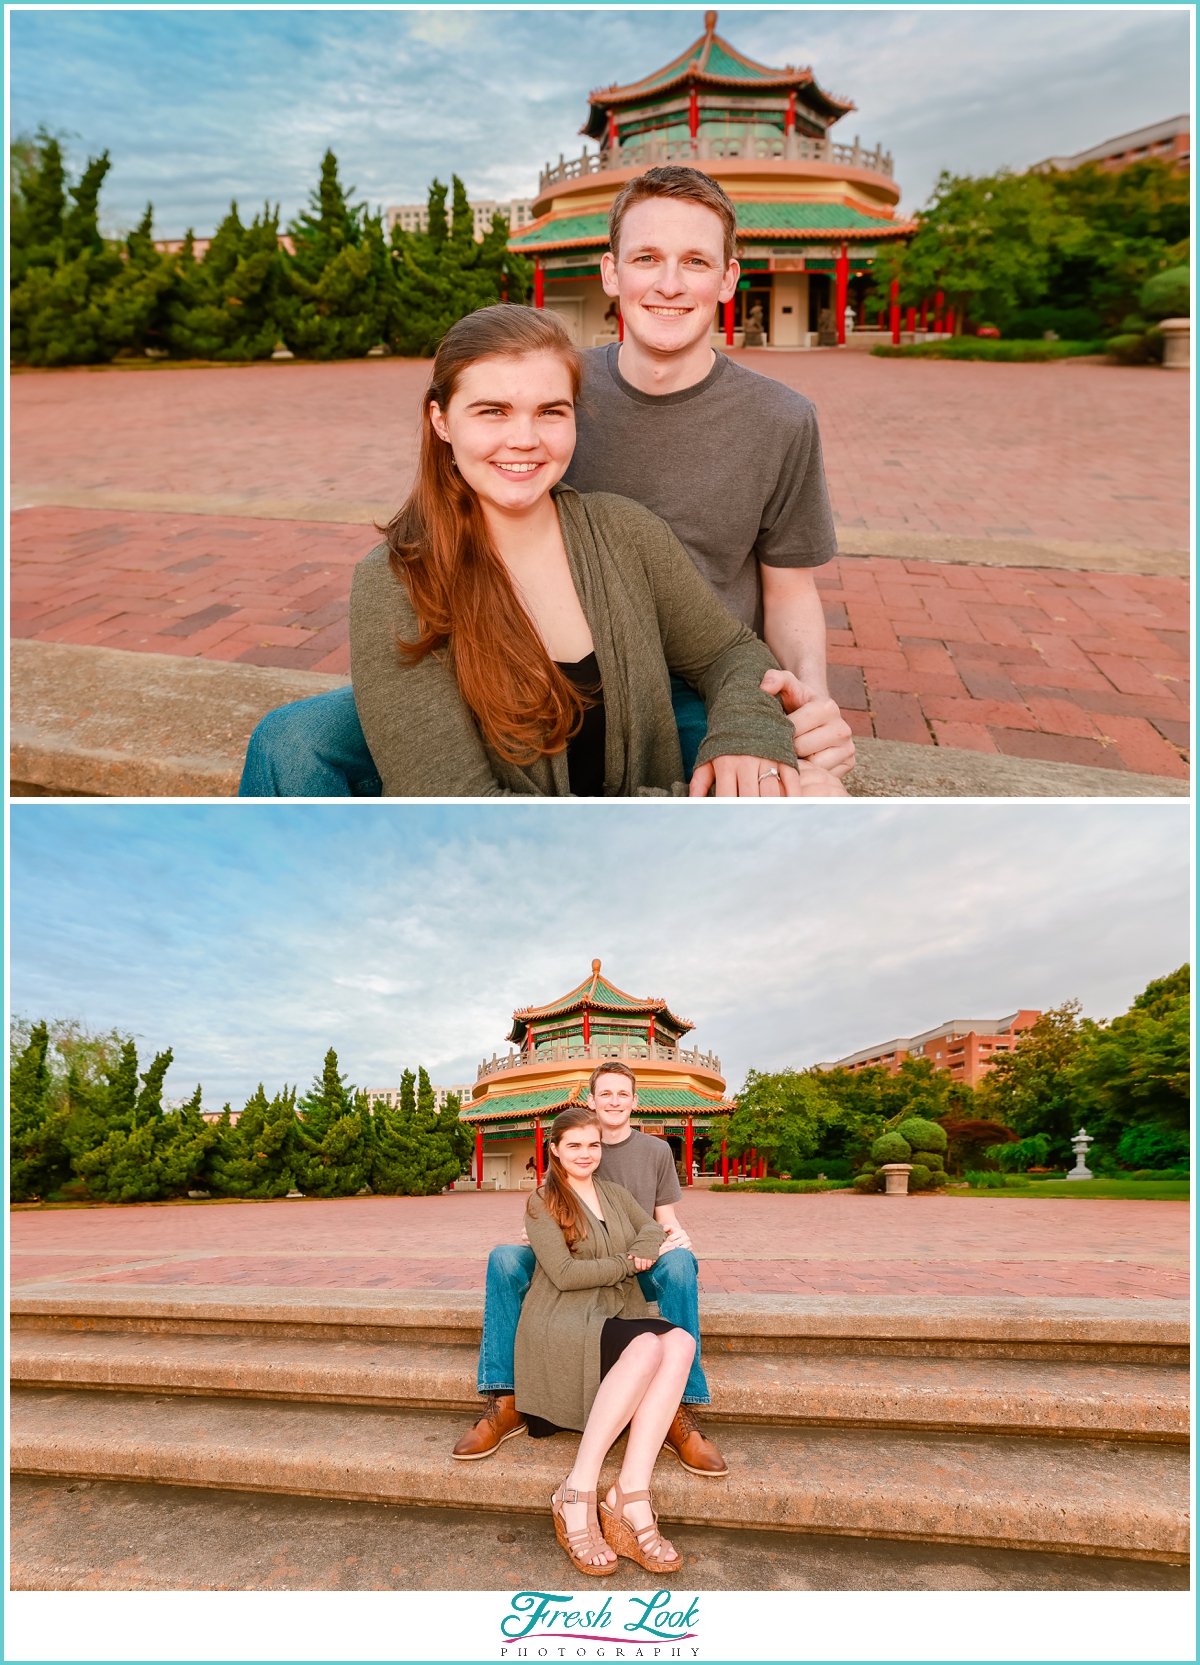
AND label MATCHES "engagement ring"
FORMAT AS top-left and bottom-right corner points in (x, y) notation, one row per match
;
(758, 767), (781, 782)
